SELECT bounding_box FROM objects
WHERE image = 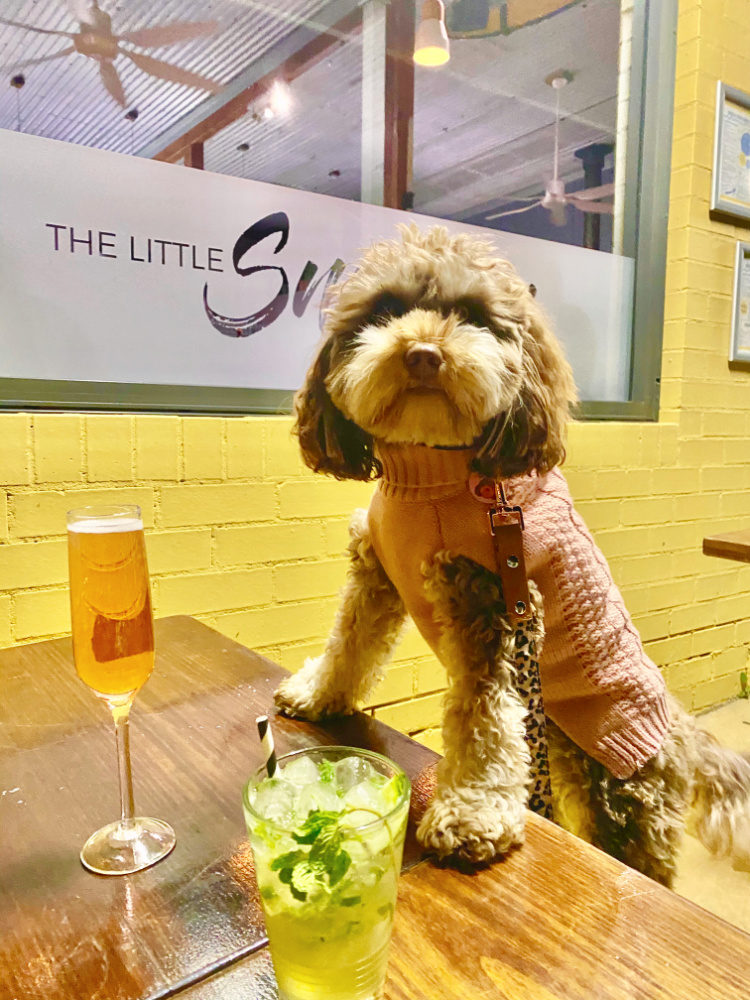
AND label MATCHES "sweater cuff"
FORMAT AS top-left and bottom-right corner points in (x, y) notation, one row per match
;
(598, 695), (672, 780)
